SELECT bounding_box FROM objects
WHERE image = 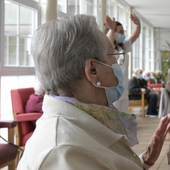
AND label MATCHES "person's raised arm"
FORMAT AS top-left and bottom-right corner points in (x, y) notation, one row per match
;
(130, 14), (141, 44)
(105, 15), (116, 44)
